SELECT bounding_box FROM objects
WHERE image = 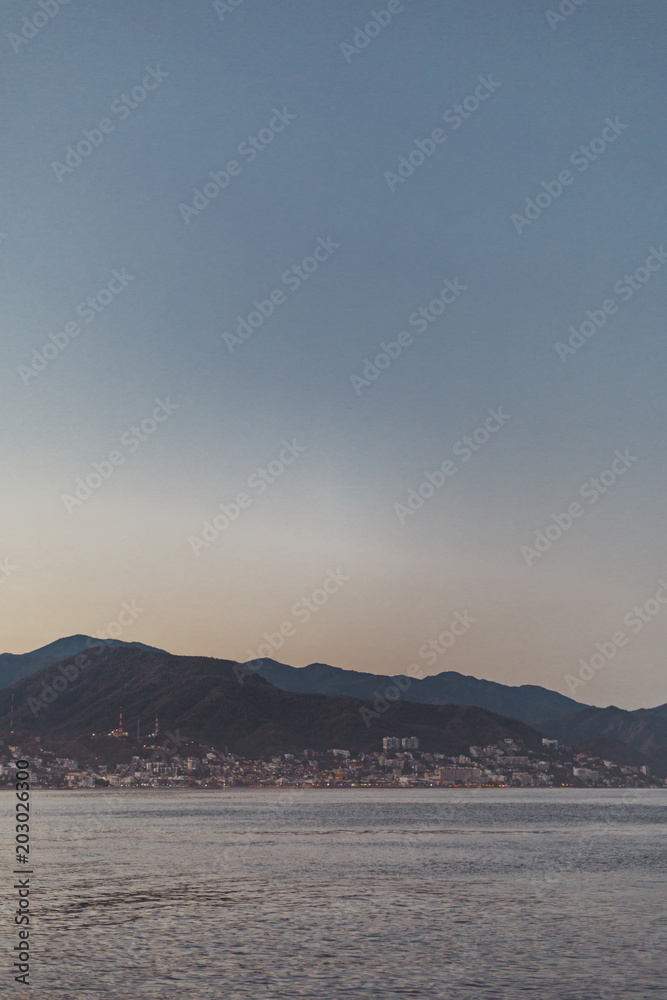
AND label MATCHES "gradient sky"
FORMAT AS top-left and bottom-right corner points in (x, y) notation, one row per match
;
(2, 0), (666, 710)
